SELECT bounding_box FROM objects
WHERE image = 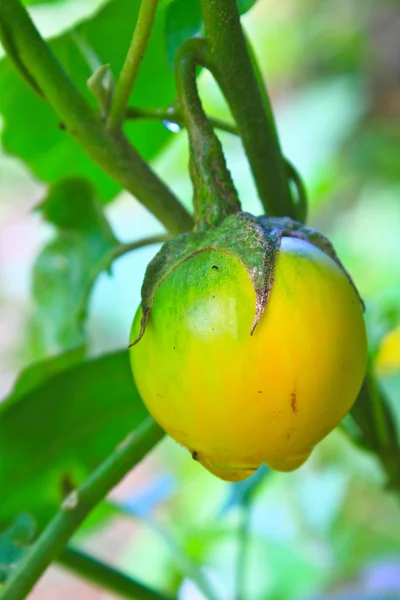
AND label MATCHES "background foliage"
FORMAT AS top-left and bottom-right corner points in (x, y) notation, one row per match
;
(0, 0), (399, 598)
